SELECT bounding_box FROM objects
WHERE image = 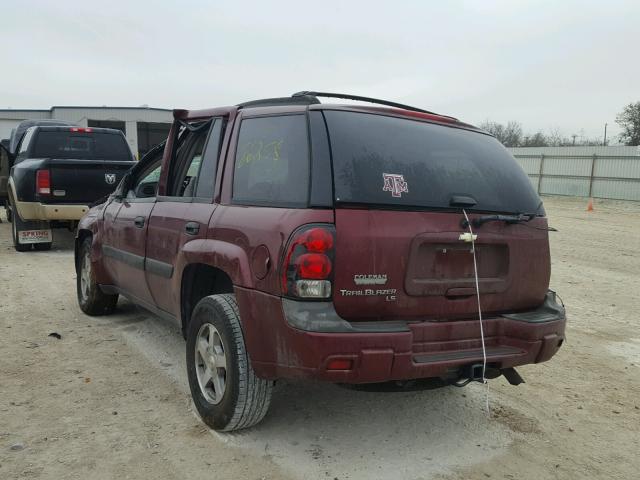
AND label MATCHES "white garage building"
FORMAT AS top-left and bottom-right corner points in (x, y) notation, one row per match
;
(0, 106), (173, 159)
